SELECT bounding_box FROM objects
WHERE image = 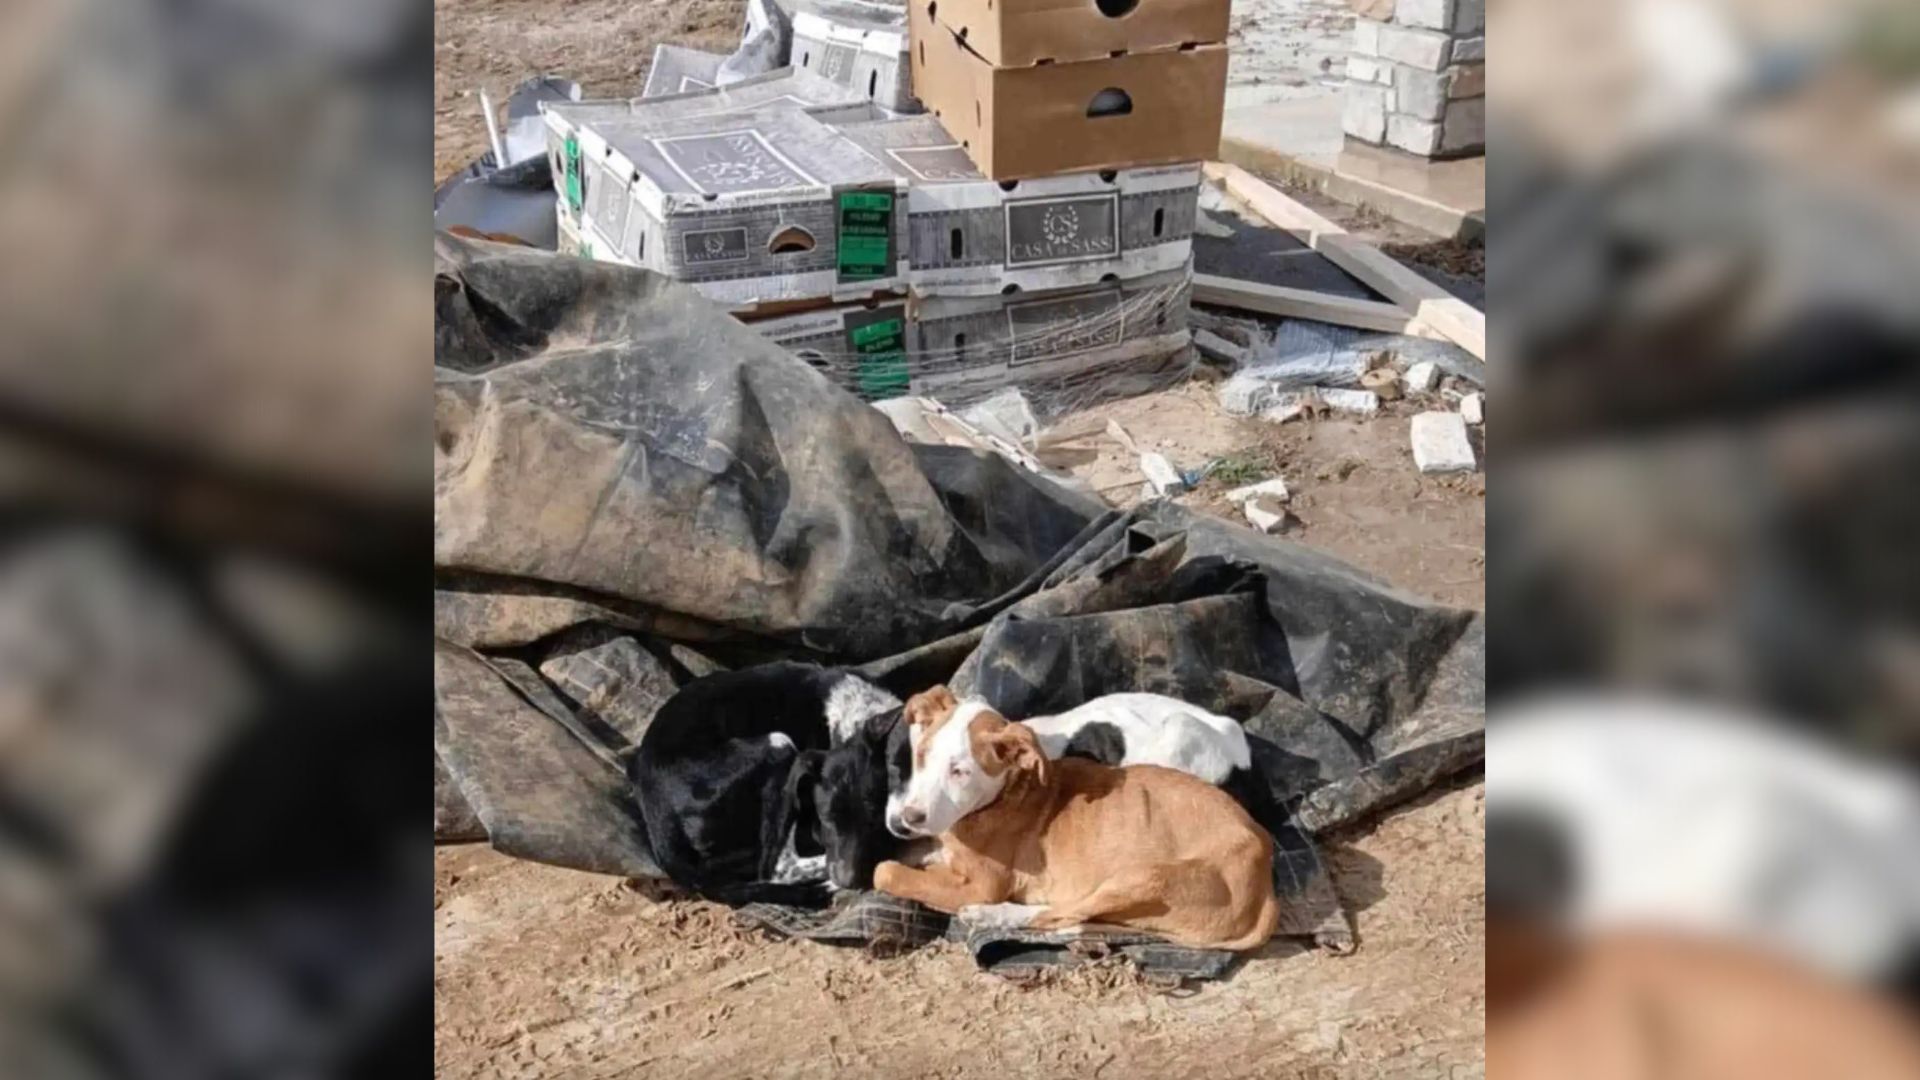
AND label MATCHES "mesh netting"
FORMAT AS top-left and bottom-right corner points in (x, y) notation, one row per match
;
(764, 278), (1203, 419)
